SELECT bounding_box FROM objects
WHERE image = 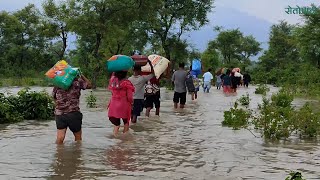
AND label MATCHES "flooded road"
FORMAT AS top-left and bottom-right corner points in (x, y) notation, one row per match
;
(0, 86), (319, 180)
